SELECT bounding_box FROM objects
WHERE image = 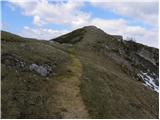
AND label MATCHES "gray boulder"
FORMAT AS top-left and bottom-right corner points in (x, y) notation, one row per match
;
(29, 64), (52, 77)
